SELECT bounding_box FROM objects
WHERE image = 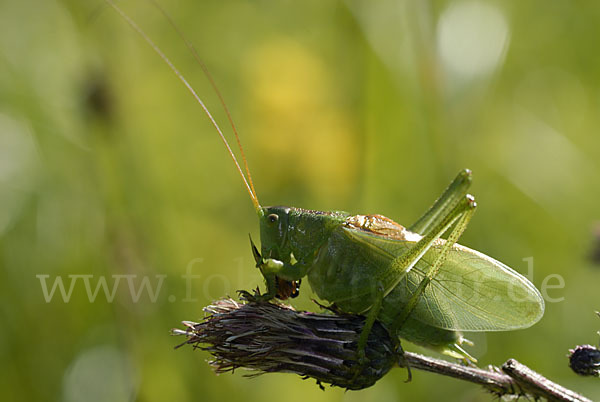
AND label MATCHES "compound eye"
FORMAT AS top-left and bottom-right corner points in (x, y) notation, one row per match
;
(267, 213), (279, 223)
